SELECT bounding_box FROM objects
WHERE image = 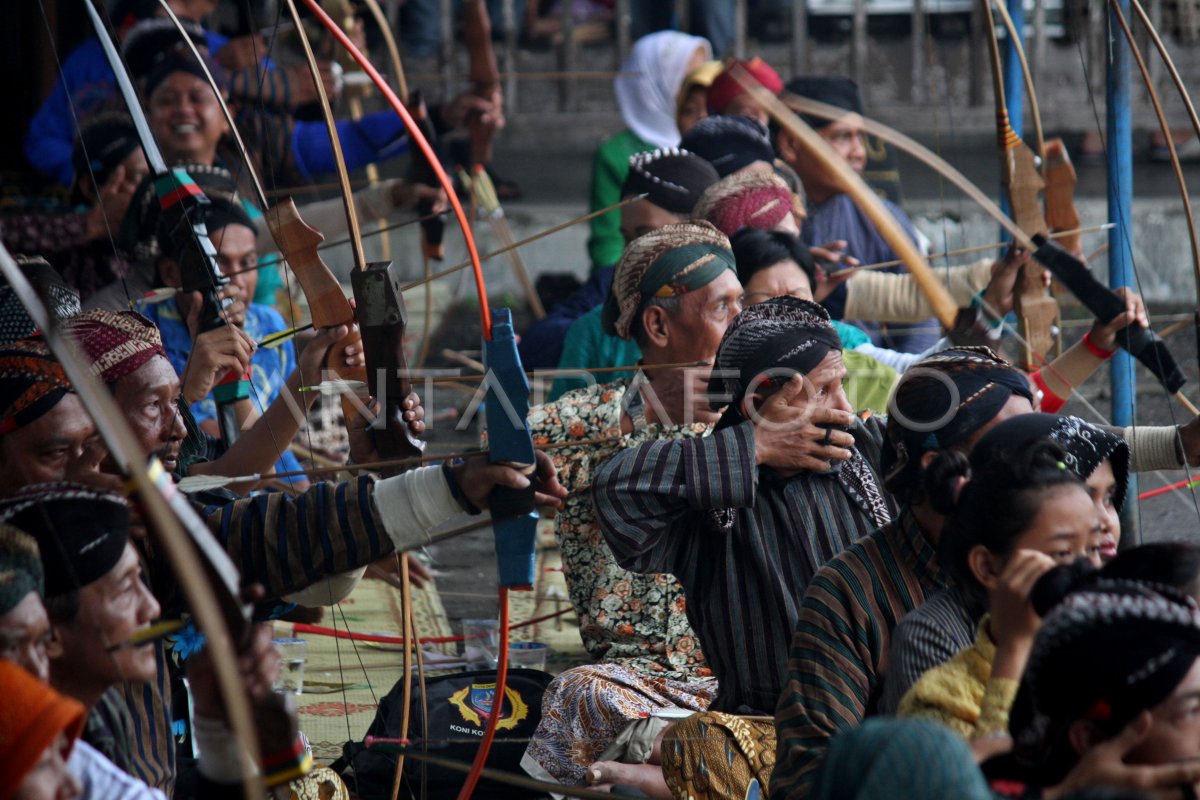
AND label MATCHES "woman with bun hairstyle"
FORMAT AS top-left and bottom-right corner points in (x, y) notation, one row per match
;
(895, 436), (1104, 738)
(882, 413), (1128, 714)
